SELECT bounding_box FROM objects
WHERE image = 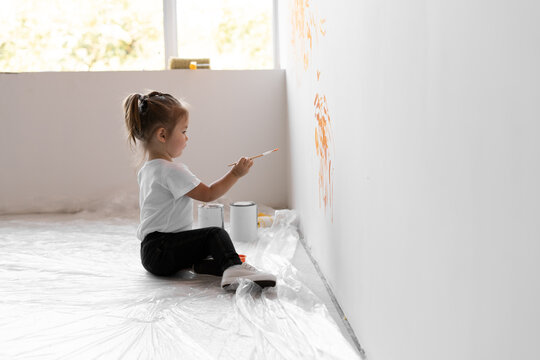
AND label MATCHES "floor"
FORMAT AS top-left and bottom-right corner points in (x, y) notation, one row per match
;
(1, 210), (363, 359)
